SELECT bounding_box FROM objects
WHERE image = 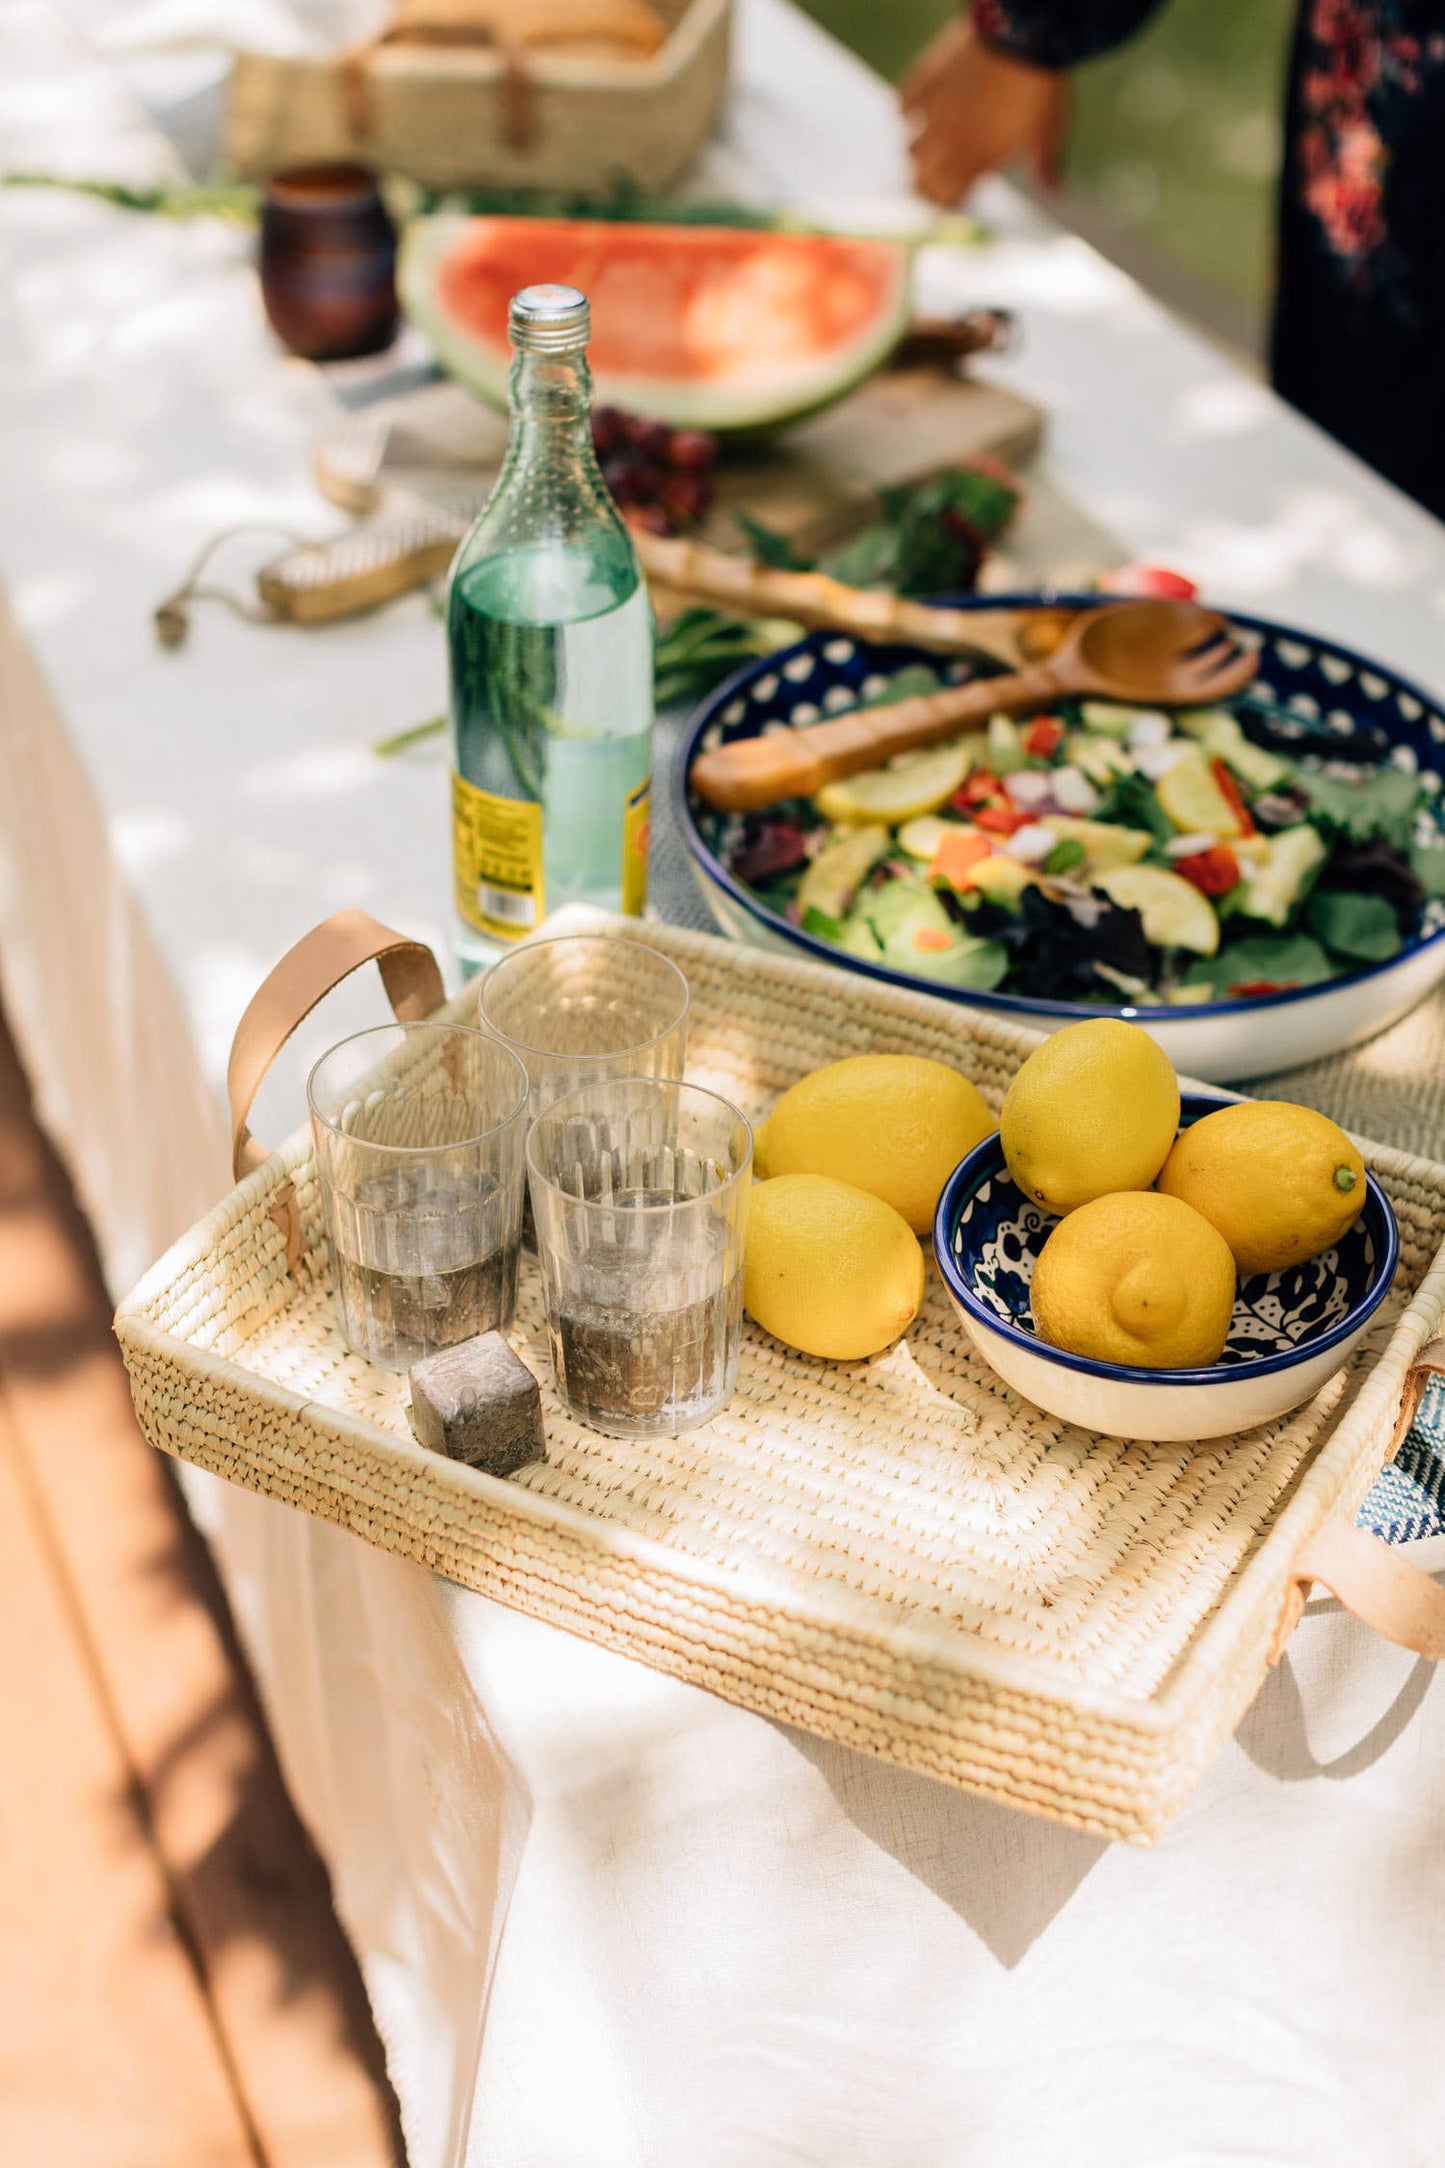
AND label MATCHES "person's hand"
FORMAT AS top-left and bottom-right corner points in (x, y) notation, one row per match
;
(901, 16), (1069, 207)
